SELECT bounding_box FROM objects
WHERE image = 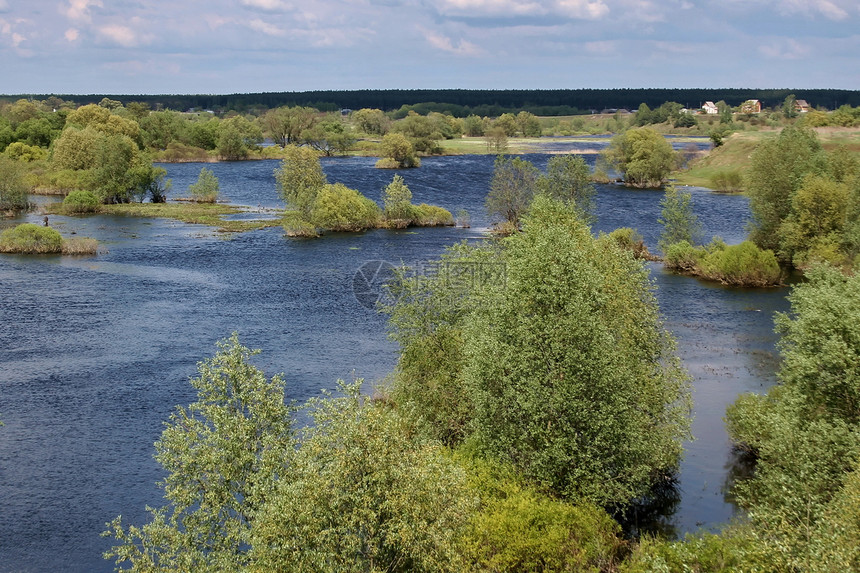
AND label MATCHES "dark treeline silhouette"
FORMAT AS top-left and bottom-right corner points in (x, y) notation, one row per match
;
(4, 89), (859, 115)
